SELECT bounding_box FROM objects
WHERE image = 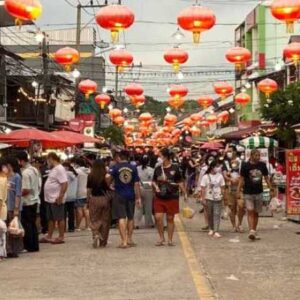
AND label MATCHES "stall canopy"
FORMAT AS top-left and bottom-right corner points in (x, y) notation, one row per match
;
(52, 131), (100, 144)
(240, 136), (278, 149)
(200, 141), (224, 150)
(0, 128), (74, 148)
